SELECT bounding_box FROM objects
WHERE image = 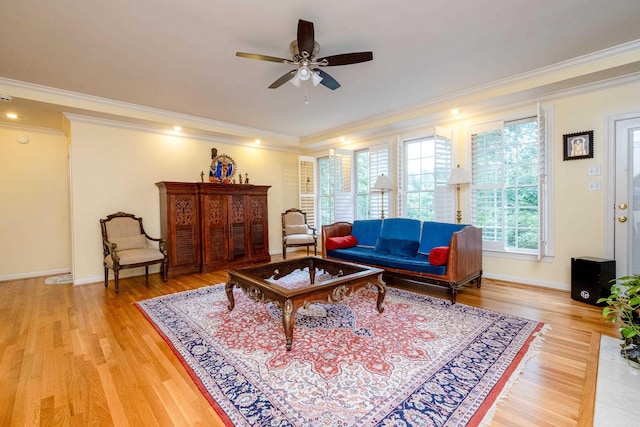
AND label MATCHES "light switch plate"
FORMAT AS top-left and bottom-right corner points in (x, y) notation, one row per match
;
(588, 180), (601, 191)
(588, 165), (601, 176)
